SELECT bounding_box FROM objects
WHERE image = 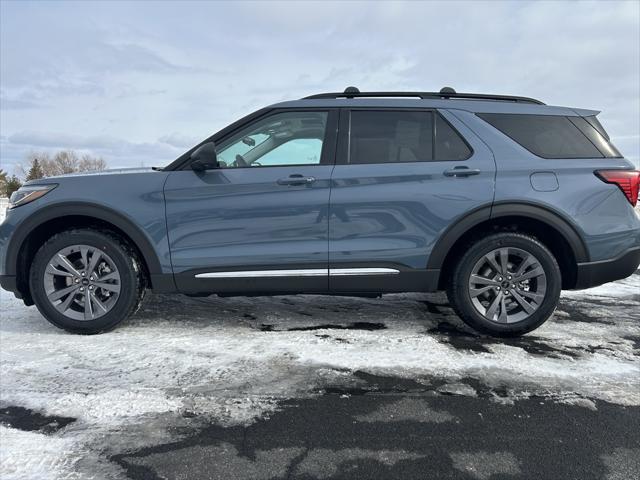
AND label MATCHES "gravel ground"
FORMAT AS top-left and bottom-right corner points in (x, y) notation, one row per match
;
(0, 271), (639, 479)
